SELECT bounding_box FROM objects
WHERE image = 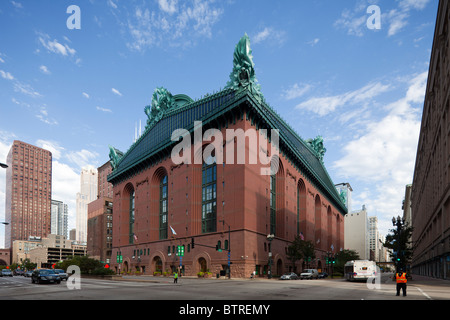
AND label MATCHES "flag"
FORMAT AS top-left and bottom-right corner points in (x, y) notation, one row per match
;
(299, 232), (304, 241)
(133, 233), (138, 242)
(170, 225), (177, 235)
